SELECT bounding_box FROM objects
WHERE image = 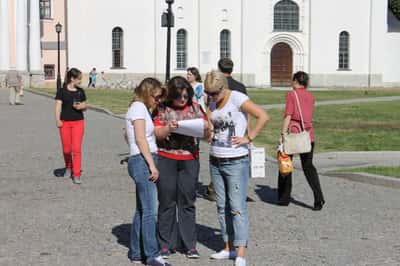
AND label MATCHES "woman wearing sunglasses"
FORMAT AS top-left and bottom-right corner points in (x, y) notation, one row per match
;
(204, 70), (269, 266)
(154, 76), (208, 260)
